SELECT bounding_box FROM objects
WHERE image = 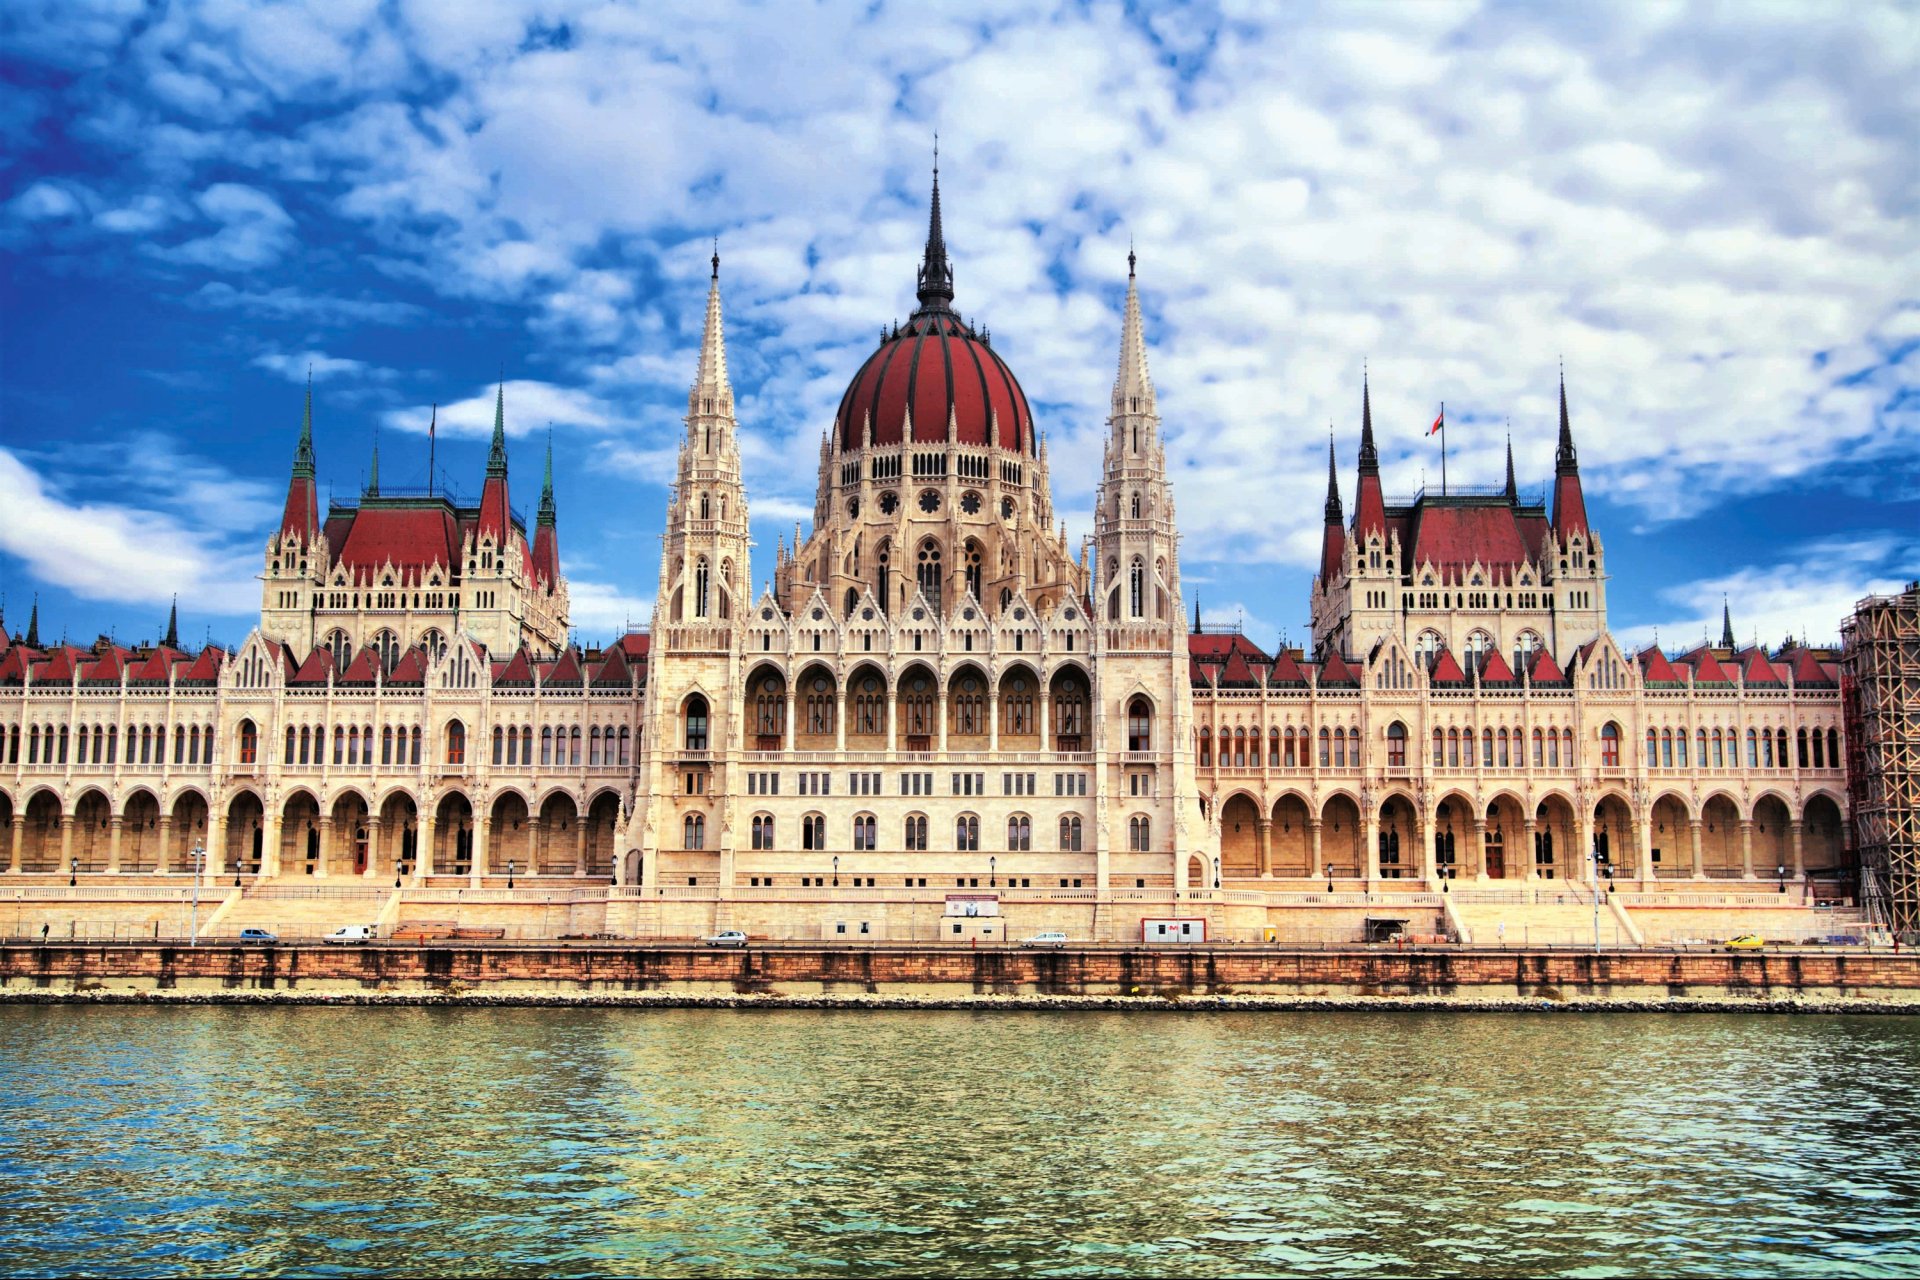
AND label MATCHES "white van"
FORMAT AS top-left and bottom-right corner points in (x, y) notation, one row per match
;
(323, 924), (377, 945)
